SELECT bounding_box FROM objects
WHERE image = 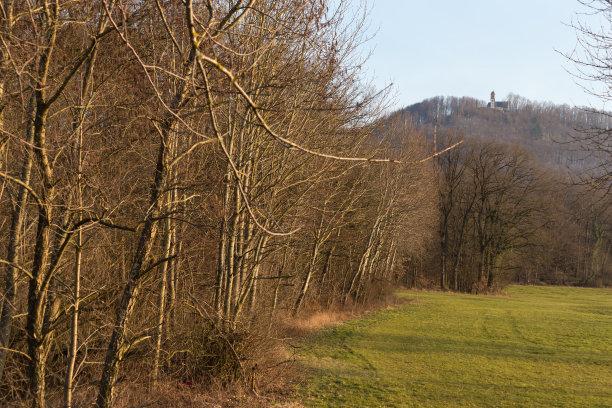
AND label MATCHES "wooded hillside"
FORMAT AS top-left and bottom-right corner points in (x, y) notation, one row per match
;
(389, 95), (612, 291)
(400, 95), (612, 170)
